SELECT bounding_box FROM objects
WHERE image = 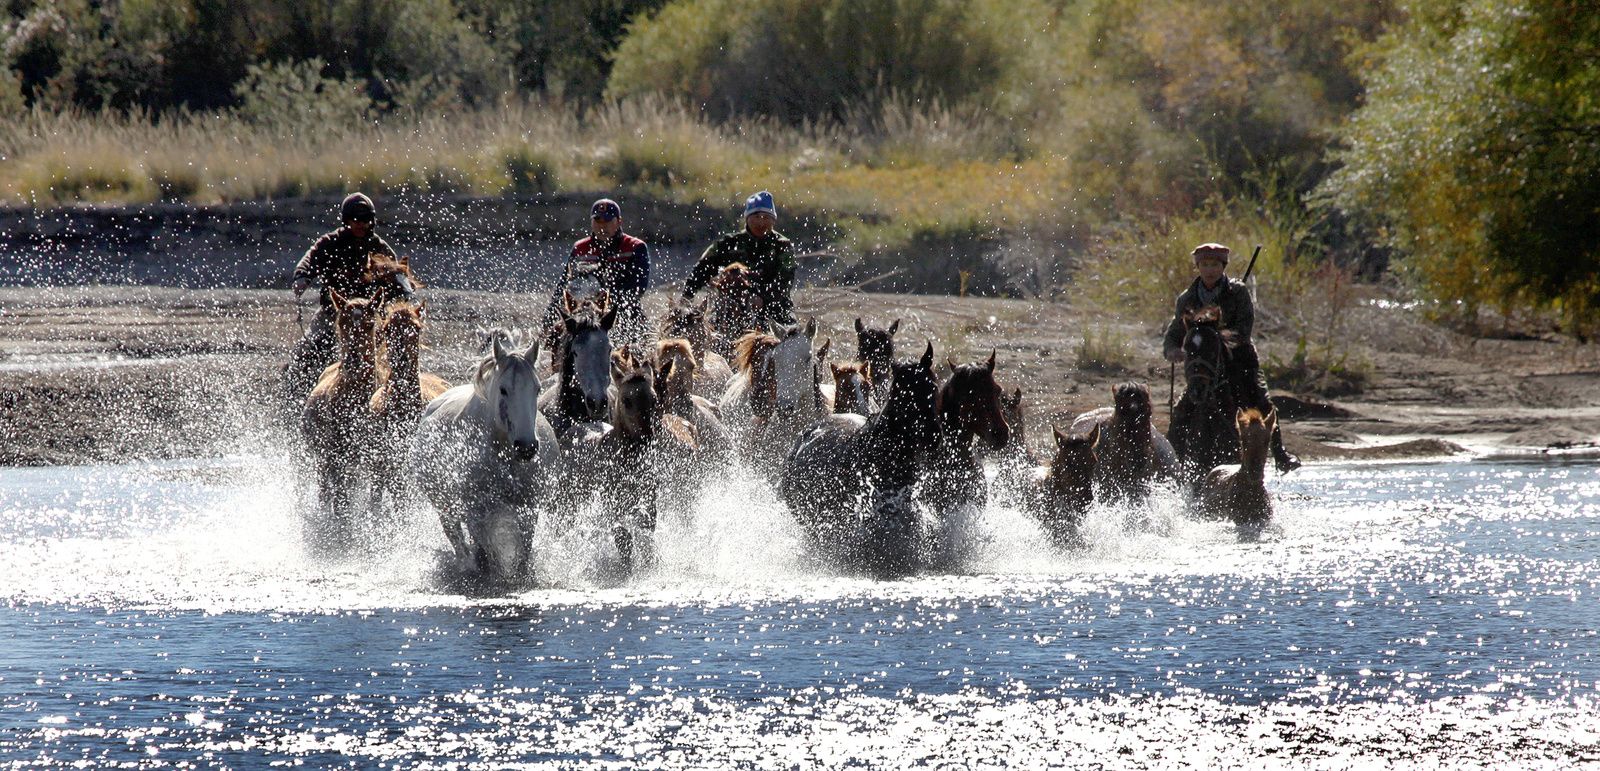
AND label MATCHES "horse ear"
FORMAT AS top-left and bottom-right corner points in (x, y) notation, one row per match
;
(920, 341), (935, 370)
(1054, 425), (1069, 449)
(804, 317), (817, 340)
(1010, 386), (1022, 406)
(855, 317), (865, 334)
(600, 306), (618, 331)
(1087, 422), (1101, 448)
(492, 335), (509, 366)
(817, 338), (832, 361)
(888, 319), (900, 336)
(986, 349), (997, 373)
(947, 357), (958, 374)
(329, 287), (346, 309)
(830, 362), (843, 378)
(524, 336), (539, 362)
